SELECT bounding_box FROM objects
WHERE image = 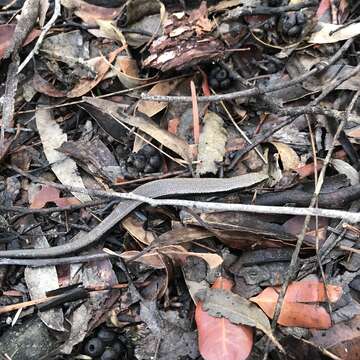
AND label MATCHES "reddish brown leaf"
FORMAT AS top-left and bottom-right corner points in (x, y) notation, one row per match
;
(195, 277), (253, 360)
(274, 280), (342, 303)
(30, 186), (80, 209)
(250, 280), (342, 329)
(0, 24), (40, 59)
